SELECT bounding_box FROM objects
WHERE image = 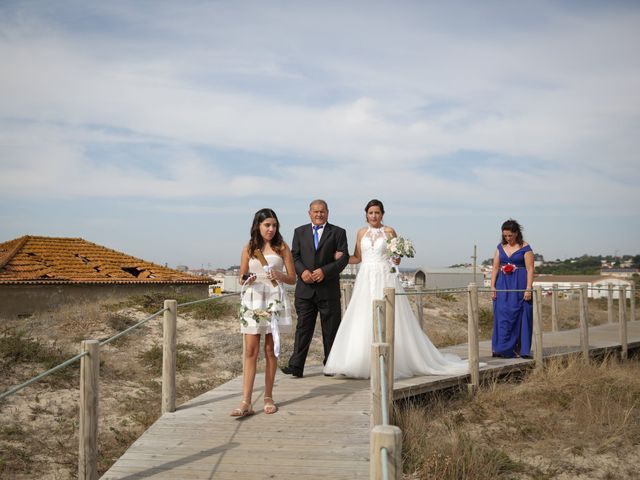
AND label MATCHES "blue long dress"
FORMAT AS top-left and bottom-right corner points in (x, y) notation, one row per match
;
(492, 244), (533, 358)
